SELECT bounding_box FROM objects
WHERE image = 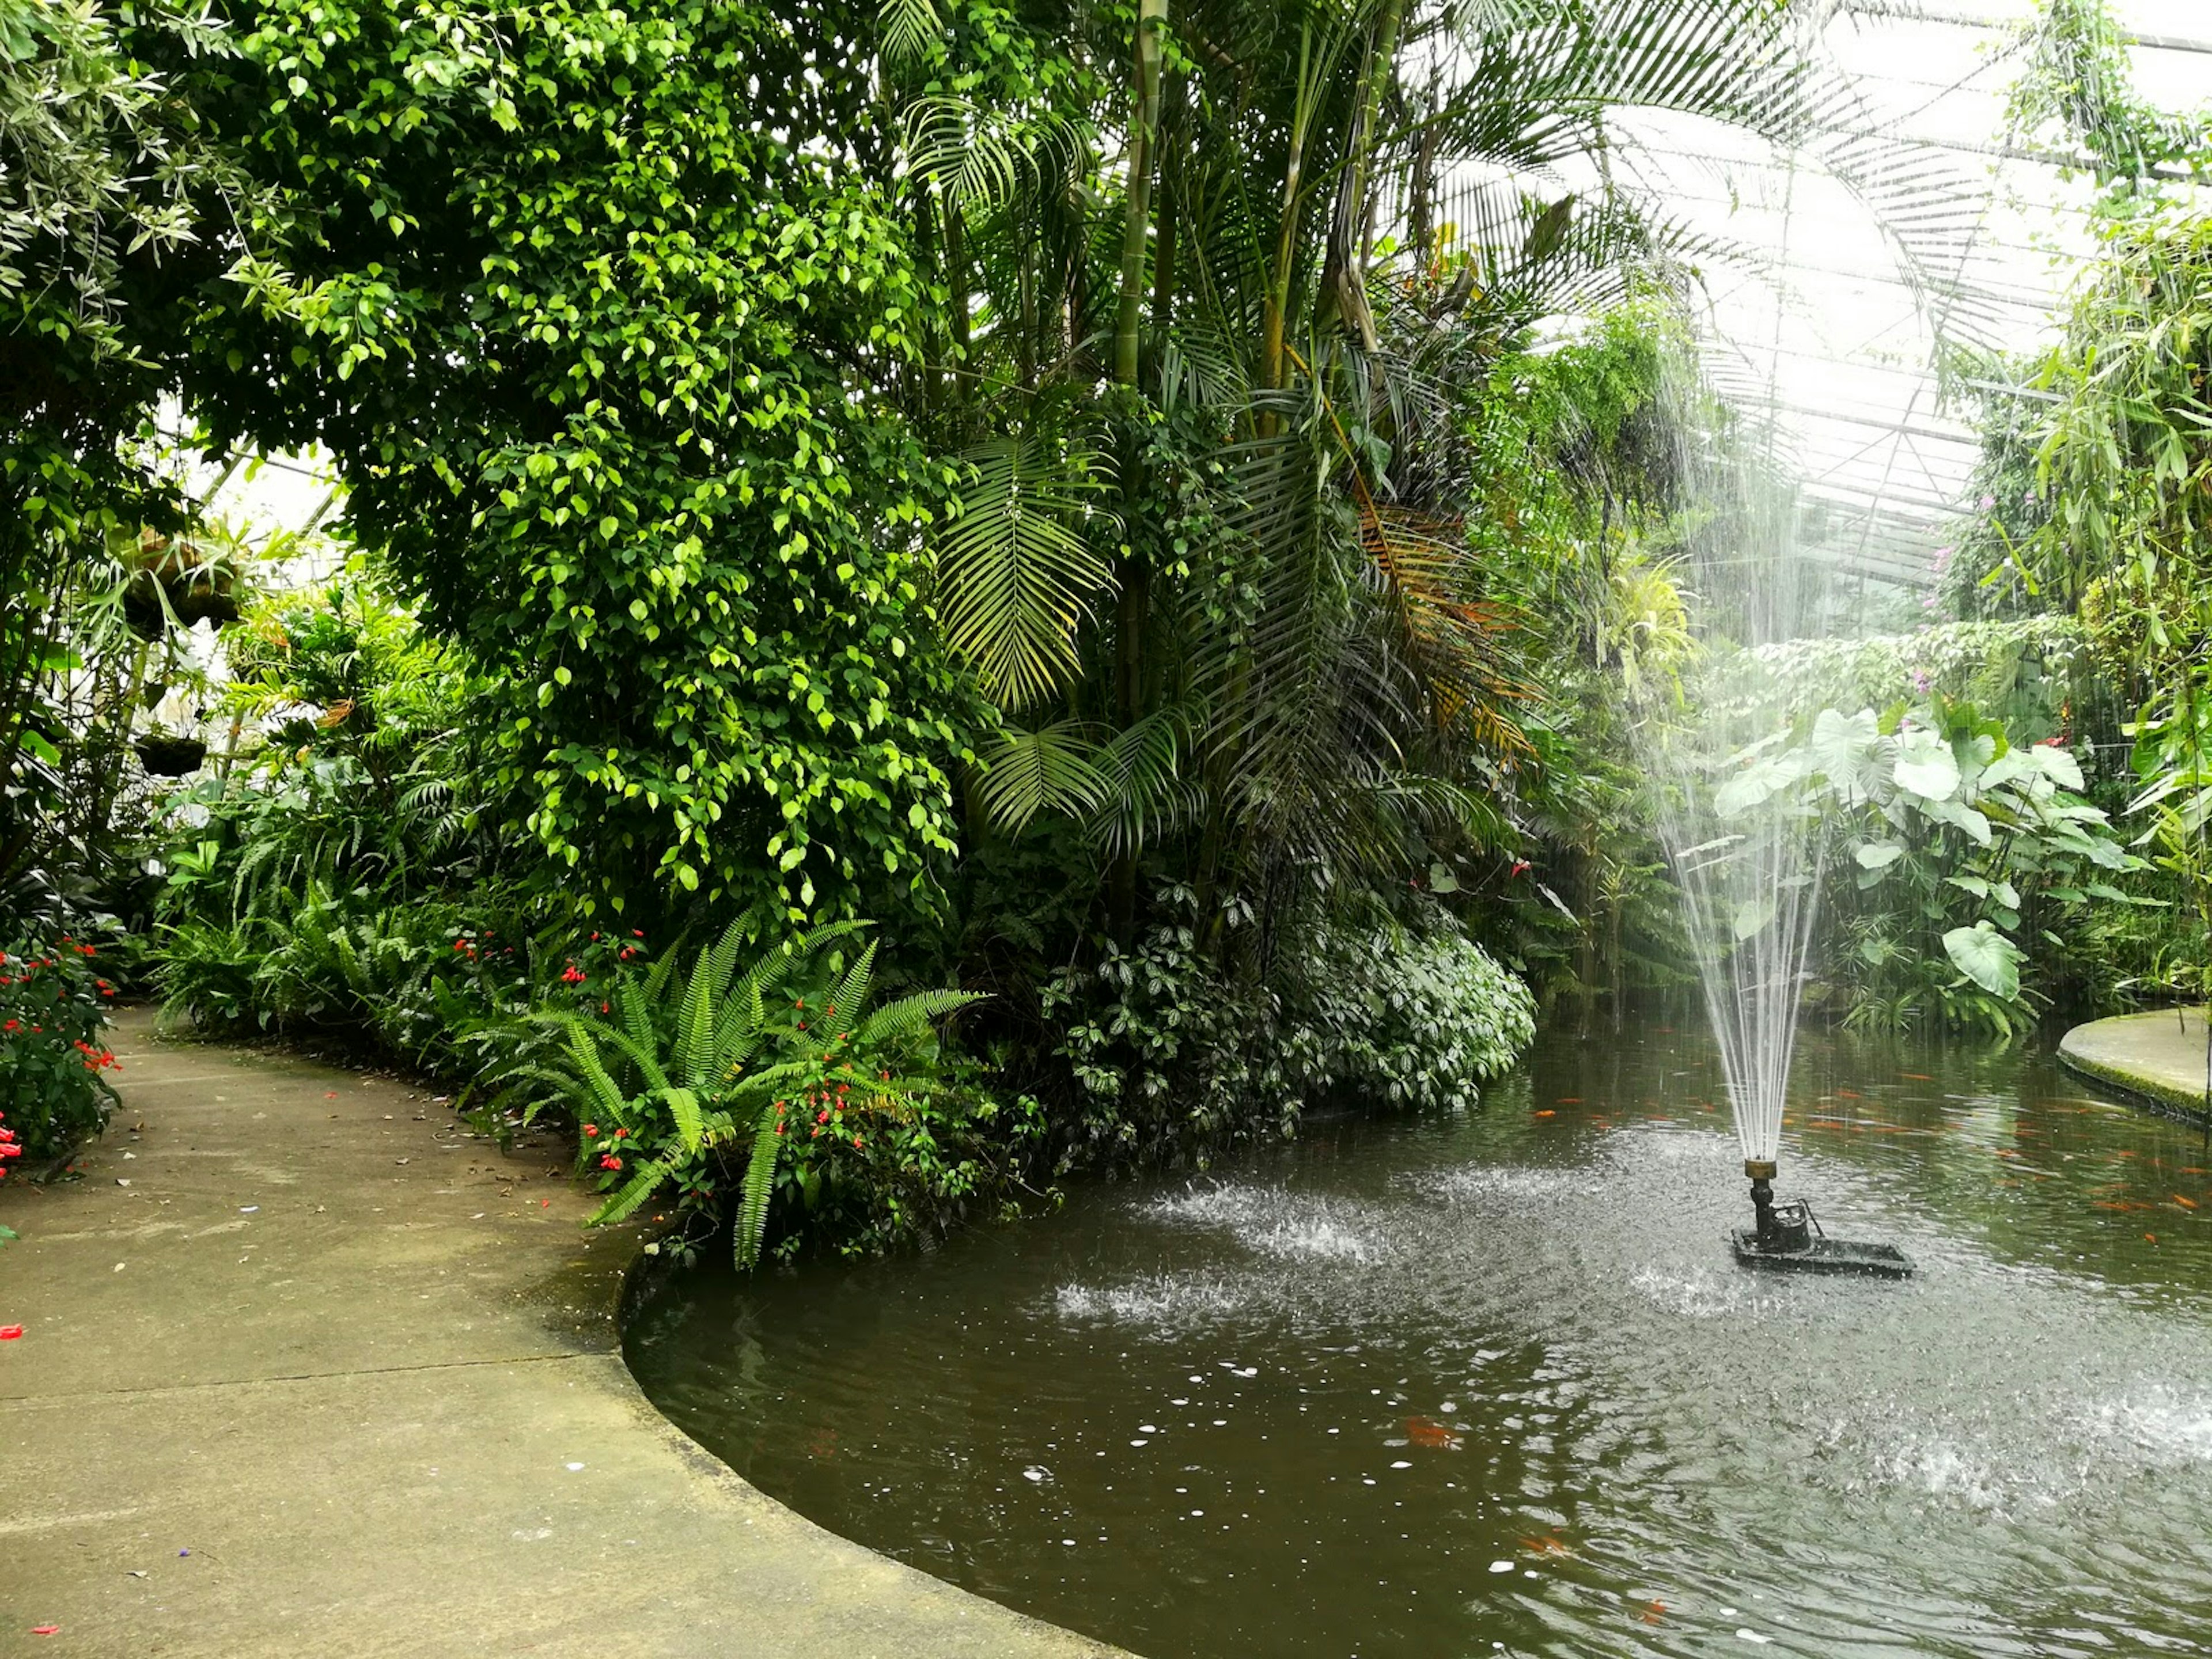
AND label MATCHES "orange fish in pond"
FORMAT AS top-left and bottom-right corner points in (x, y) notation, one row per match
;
(1555, 1097), (1582, 1104)
(1836, 1089), (1861, 1100)
(1642, 1601), (1667, 1625)
(2184, 1168), (2208, 1176)
(1404, 1416), (1463, 1450)
(1519, 1536), (1570, 1556)
(2173, 1194), (2199, 1209)
(2146, 1233), (2159, 1244)
(1533, 1110), (1556, 1118)
(1900, 1073), (1934, 1081)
